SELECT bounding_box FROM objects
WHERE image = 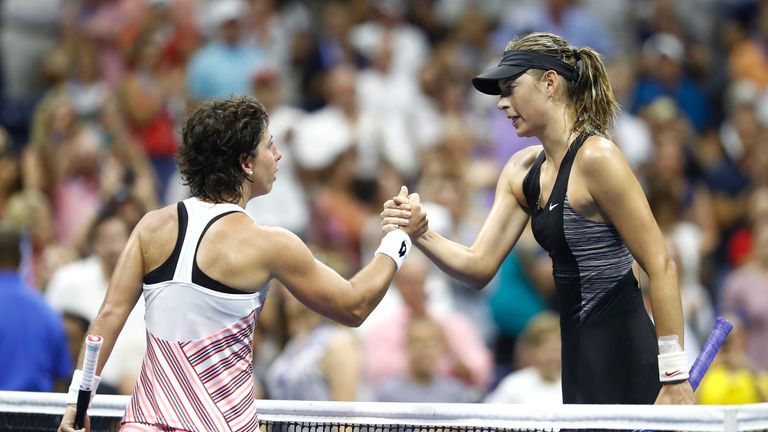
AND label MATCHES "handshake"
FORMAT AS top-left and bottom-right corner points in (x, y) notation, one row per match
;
(380, 185), (430, 240)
